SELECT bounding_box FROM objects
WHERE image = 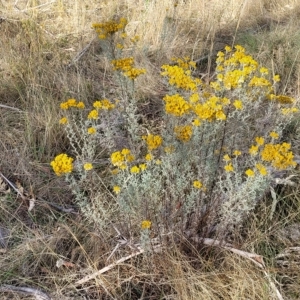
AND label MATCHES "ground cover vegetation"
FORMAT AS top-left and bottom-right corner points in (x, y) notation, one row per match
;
(1, 0), (300, 299)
